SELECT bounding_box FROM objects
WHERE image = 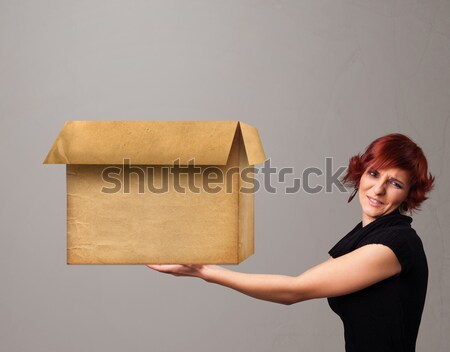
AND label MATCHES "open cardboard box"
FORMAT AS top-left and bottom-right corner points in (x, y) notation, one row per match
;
(44, 121), (266, 264)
